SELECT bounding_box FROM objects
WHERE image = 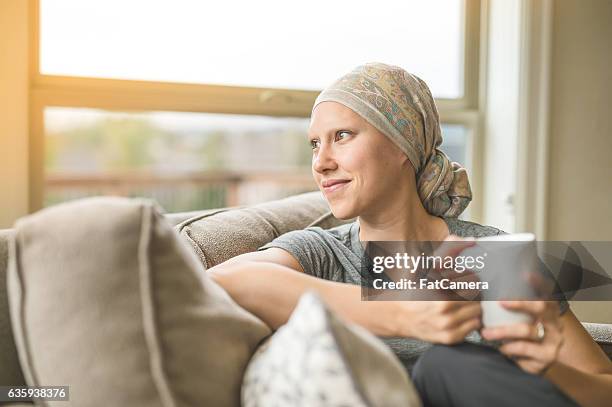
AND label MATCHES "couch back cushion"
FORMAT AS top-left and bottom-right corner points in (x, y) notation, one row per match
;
(0, 229), (28, 389)
(176, 191), (349, 269)
(7, 197), (271, 407)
